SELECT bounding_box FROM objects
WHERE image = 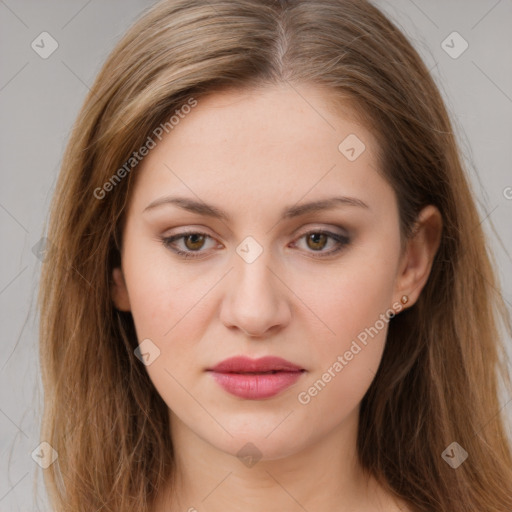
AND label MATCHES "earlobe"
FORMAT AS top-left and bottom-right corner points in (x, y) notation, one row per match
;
(394, 205), (443, 308)
(111, 267), (131, 311)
